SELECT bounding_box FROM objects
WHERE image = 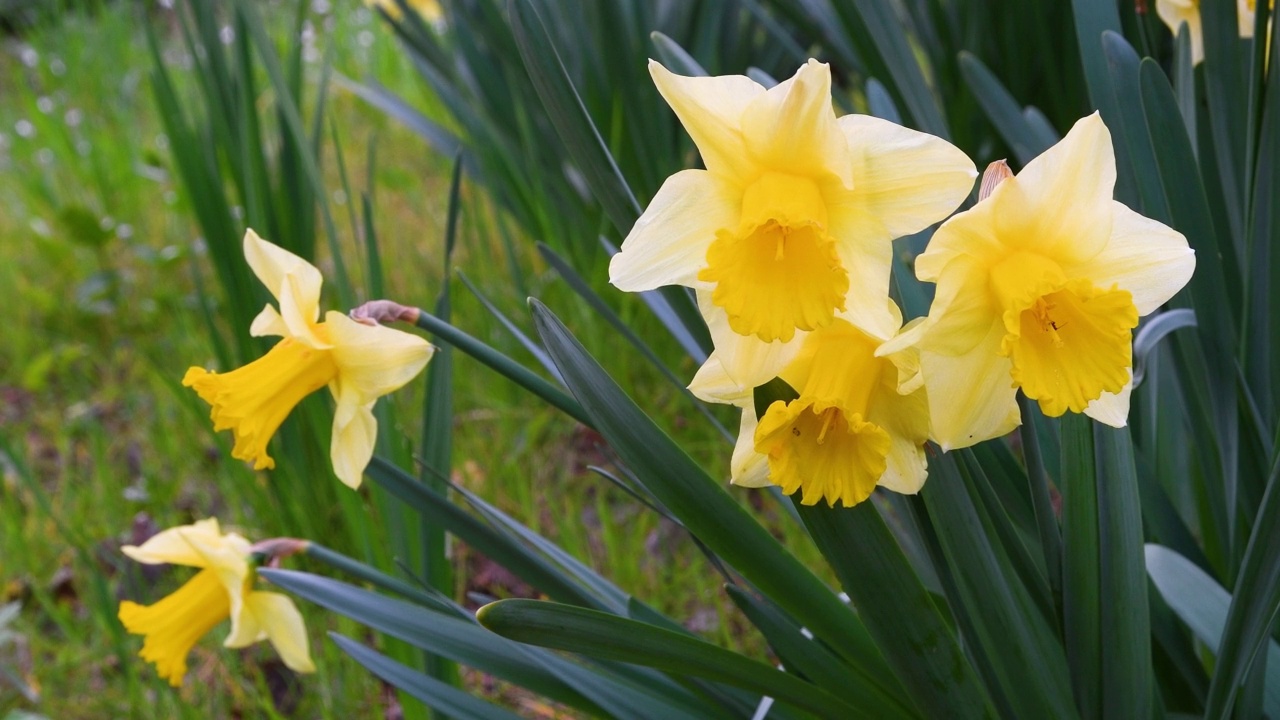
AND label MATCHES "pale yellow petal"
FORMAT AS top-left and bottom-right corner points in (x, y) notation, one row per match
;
(330, 400), (377, 489)
(649, 60), (763, 181)
(866, 372), (930, 494)
(249, 304), (289, 338)
(609, 170), (738, 292)
(1064, 202), (1195, 315)
(243, 229), (323, 321)
(826, 231), (899, 340)
(1084, 369), (1133, 427)
(730, 409), (770, 488)
(911, 189), (1006, 283)
(699, 291), (802, 388)
(830, 114), (976, 239)
(326, 311), (435, 405)
(121, 518), (224, 567)
(879, 434), (928, 494)
(687, 352), (752, 407)
(740, 59), (852, 187)
(884, 256), (999, 357)
(1156, 0), (1204, 62)
(921, 323), (1022, 450)
(994, 113), (1116, 264)
(238, 592), (316, 674)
